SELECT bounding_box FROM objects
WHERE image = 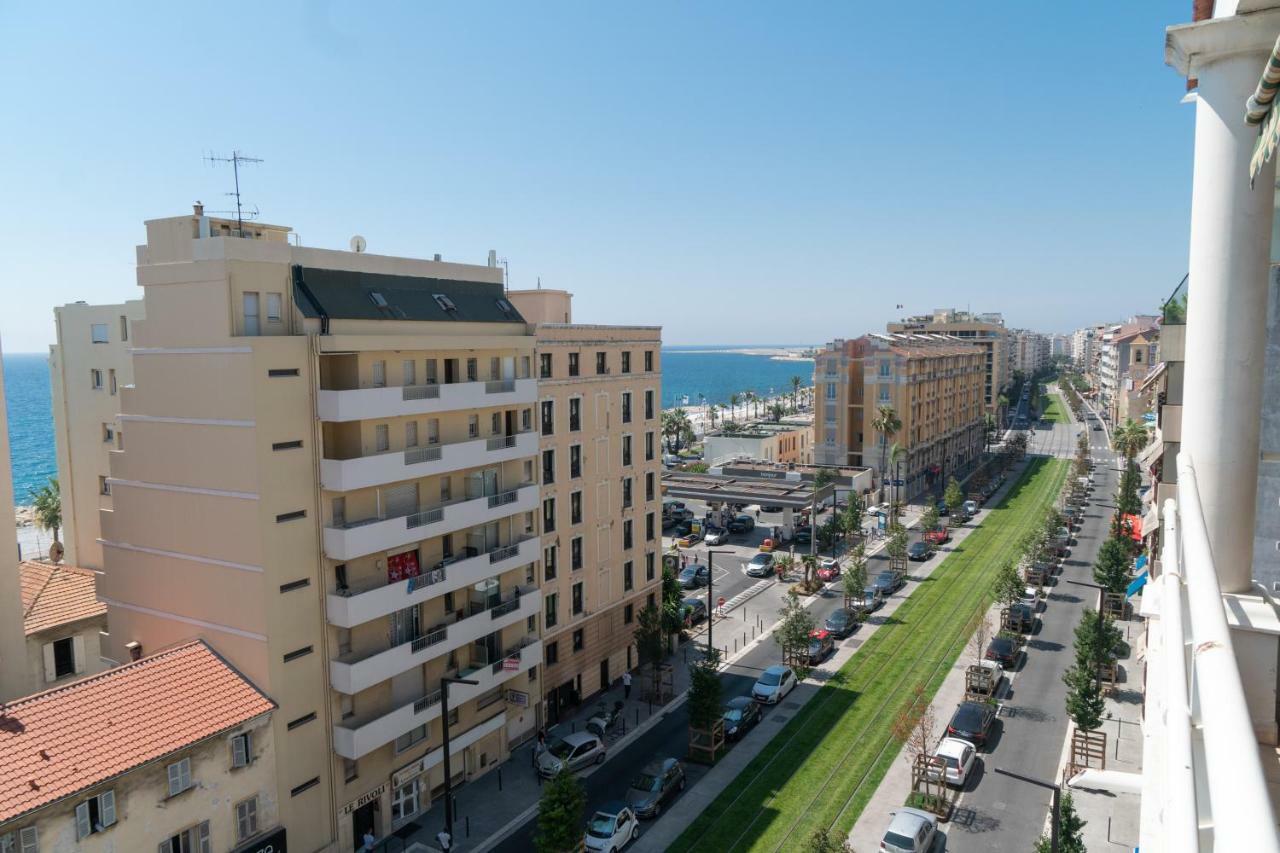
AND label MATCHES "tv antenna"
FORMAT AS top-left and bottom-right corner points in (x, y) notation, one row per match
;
(204, 150), (263, 233)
